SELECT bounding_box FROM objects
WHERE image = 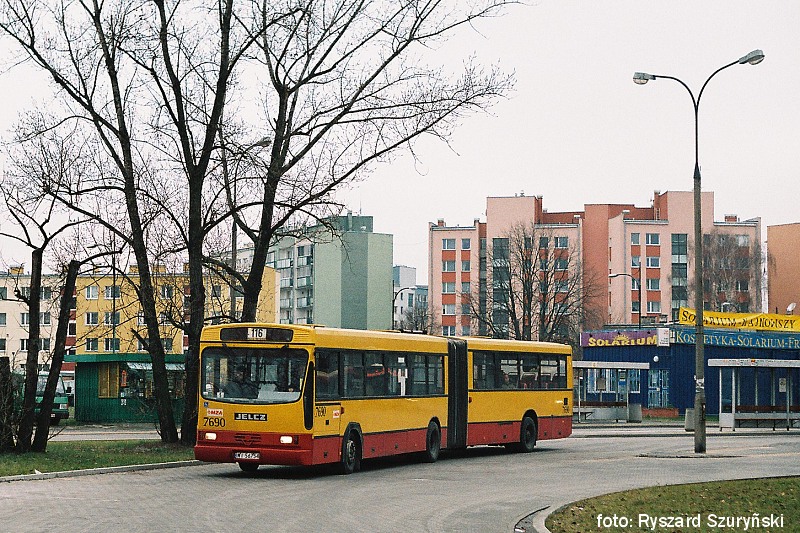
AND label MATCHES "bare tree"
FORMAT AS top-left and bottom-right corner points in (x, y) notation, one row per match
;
(467, 223), (600, 348)
(215, 1), (515, 326)
(700, 229), (763, 313)
(0, 128), (85, 452)
(1, 0), (514, 446)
